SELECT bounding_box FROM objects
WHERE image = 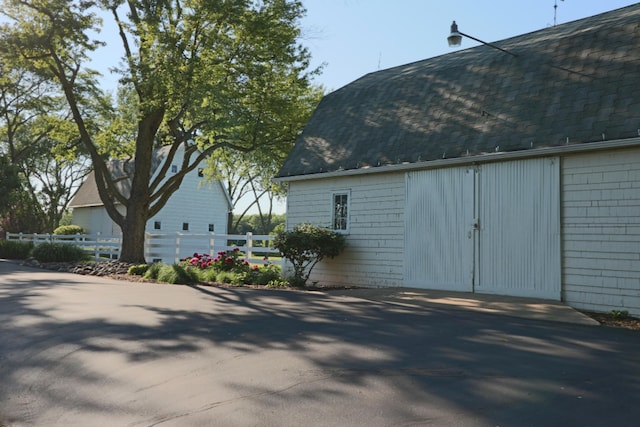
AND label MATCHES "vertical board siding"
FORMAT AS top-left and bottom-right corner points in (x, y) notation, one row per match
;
(287, 173), (405, 287)
(562, 148), (640, 316)
(477, 158), (561, 299)
(404, 167), (475, 291)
